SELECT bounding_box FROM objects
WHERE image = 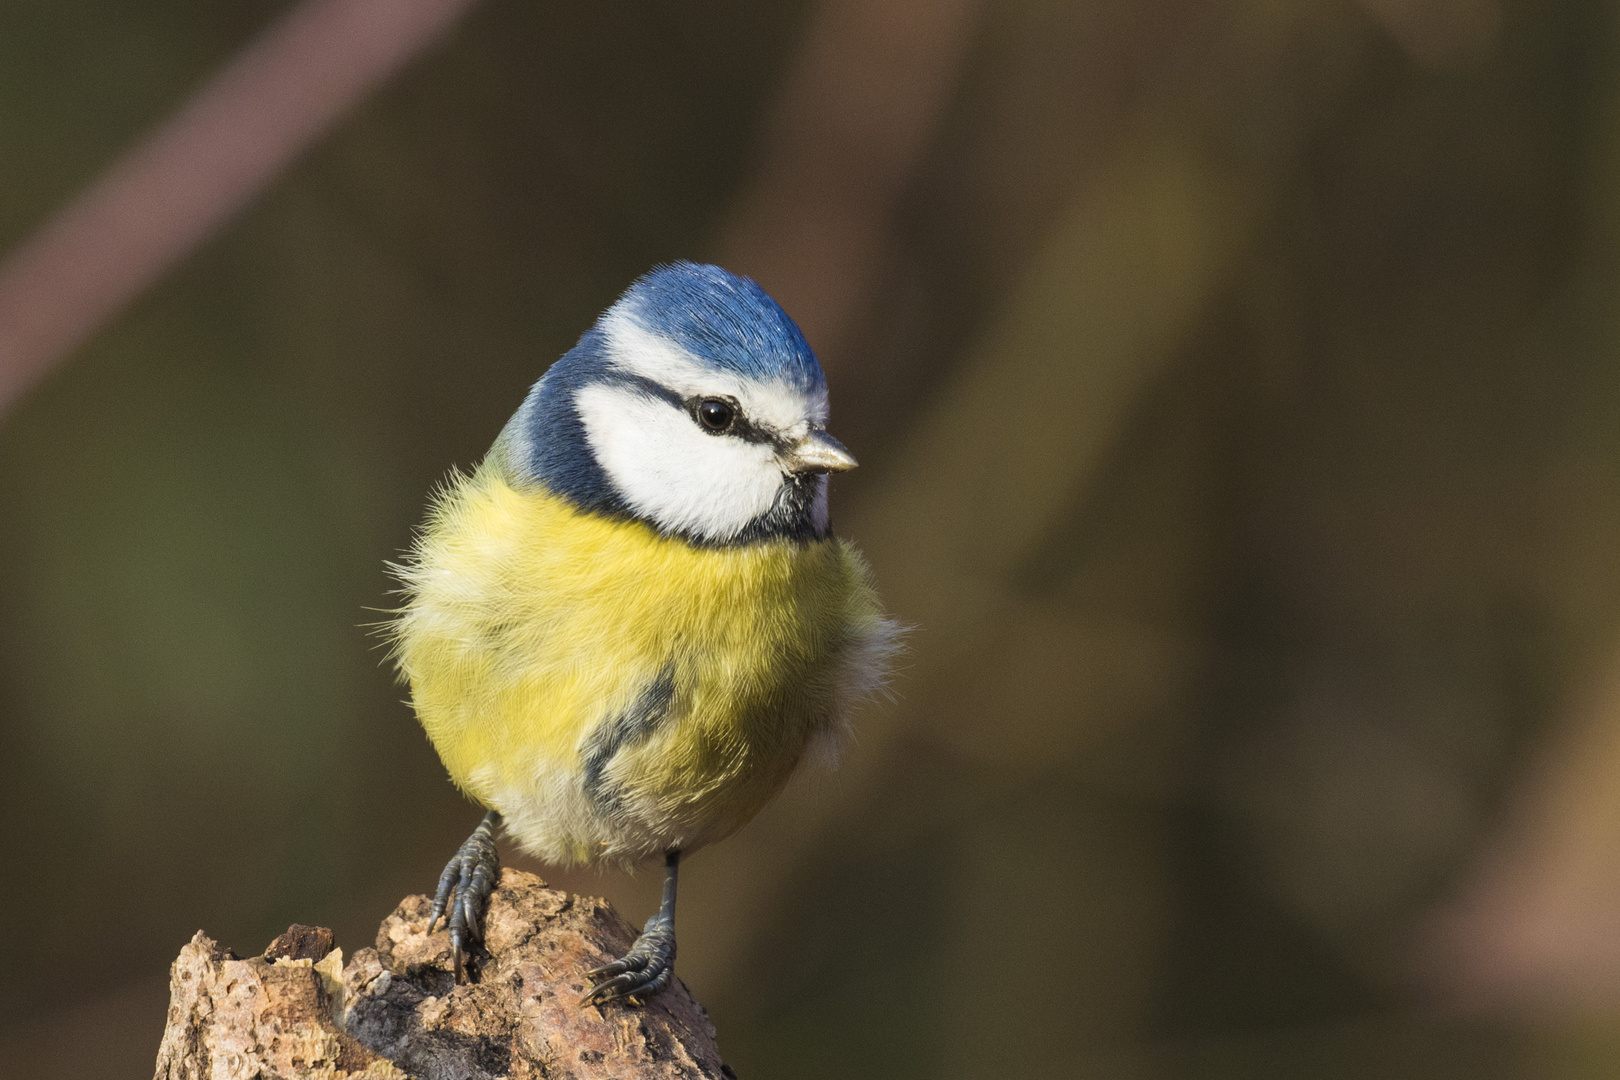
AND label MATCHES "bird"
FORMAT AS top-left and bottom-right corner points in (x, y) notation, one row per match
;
(388, 261), (898, 1006)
